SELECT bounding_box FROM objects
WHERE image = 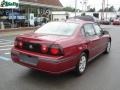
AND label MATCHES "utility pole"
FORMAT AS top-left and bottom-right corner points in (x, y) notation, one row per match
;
(75, 0), (77, 17)
(106, 0), (108, 19)
(102, 0), (105, 20)
(12, 8), (14, 28)
(80, 1), (83, 11)
(28, 6), (30, 27)
(84, 0), (88, 12)
(80, 0), (88, 15)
